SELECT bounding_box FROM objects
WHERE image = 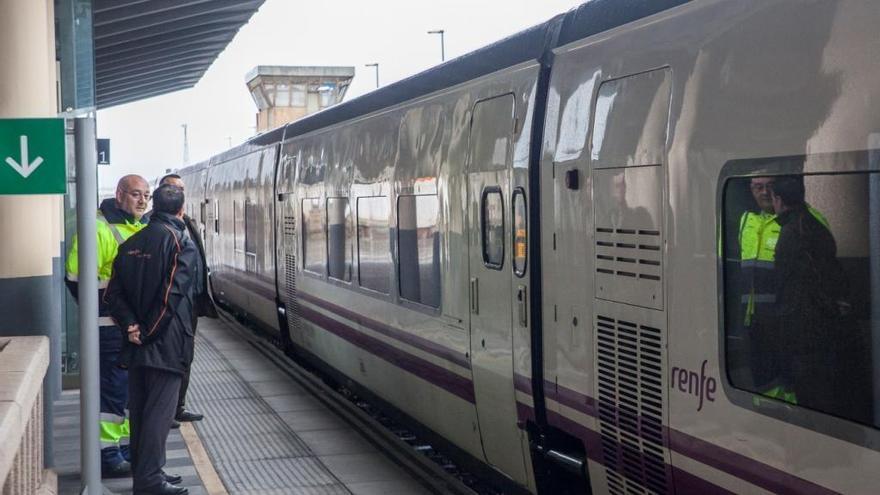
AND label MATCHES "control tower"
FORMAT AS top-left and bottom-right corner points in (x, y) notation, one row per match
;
(246, 65), (355, 132)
